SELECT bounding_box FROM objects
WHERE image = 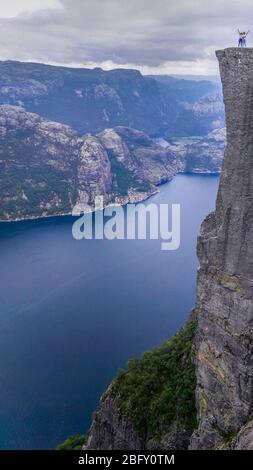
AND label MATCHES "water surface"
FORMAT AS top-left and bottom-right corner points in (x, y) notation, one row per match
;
(0, 174), (219, 449)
